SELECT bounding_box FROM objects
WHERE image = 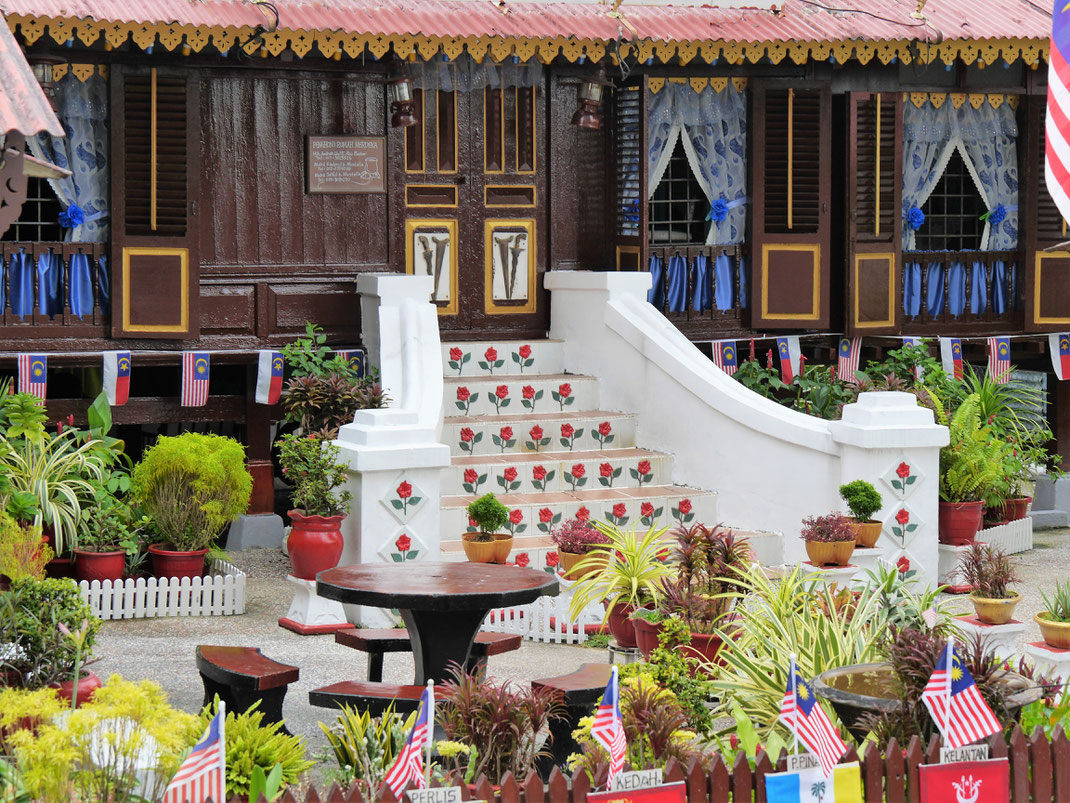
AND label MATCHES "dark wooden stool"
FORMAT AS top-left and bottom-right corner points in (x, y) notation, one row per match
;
(308, 680), (425, 715)
(531, 663), (613, 776)
(195, 646), (299, 732)
(335, 627), (522, 681)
